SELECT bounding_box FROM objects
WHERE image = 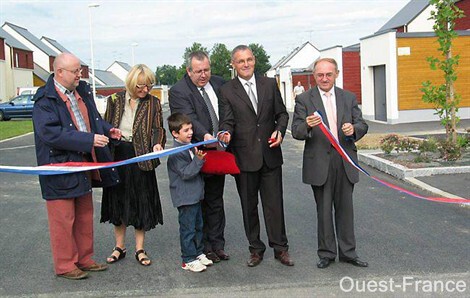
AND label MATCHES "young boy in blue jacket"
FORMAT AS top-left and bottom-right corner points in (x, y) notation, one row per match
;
(167, 113), (214, 272)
